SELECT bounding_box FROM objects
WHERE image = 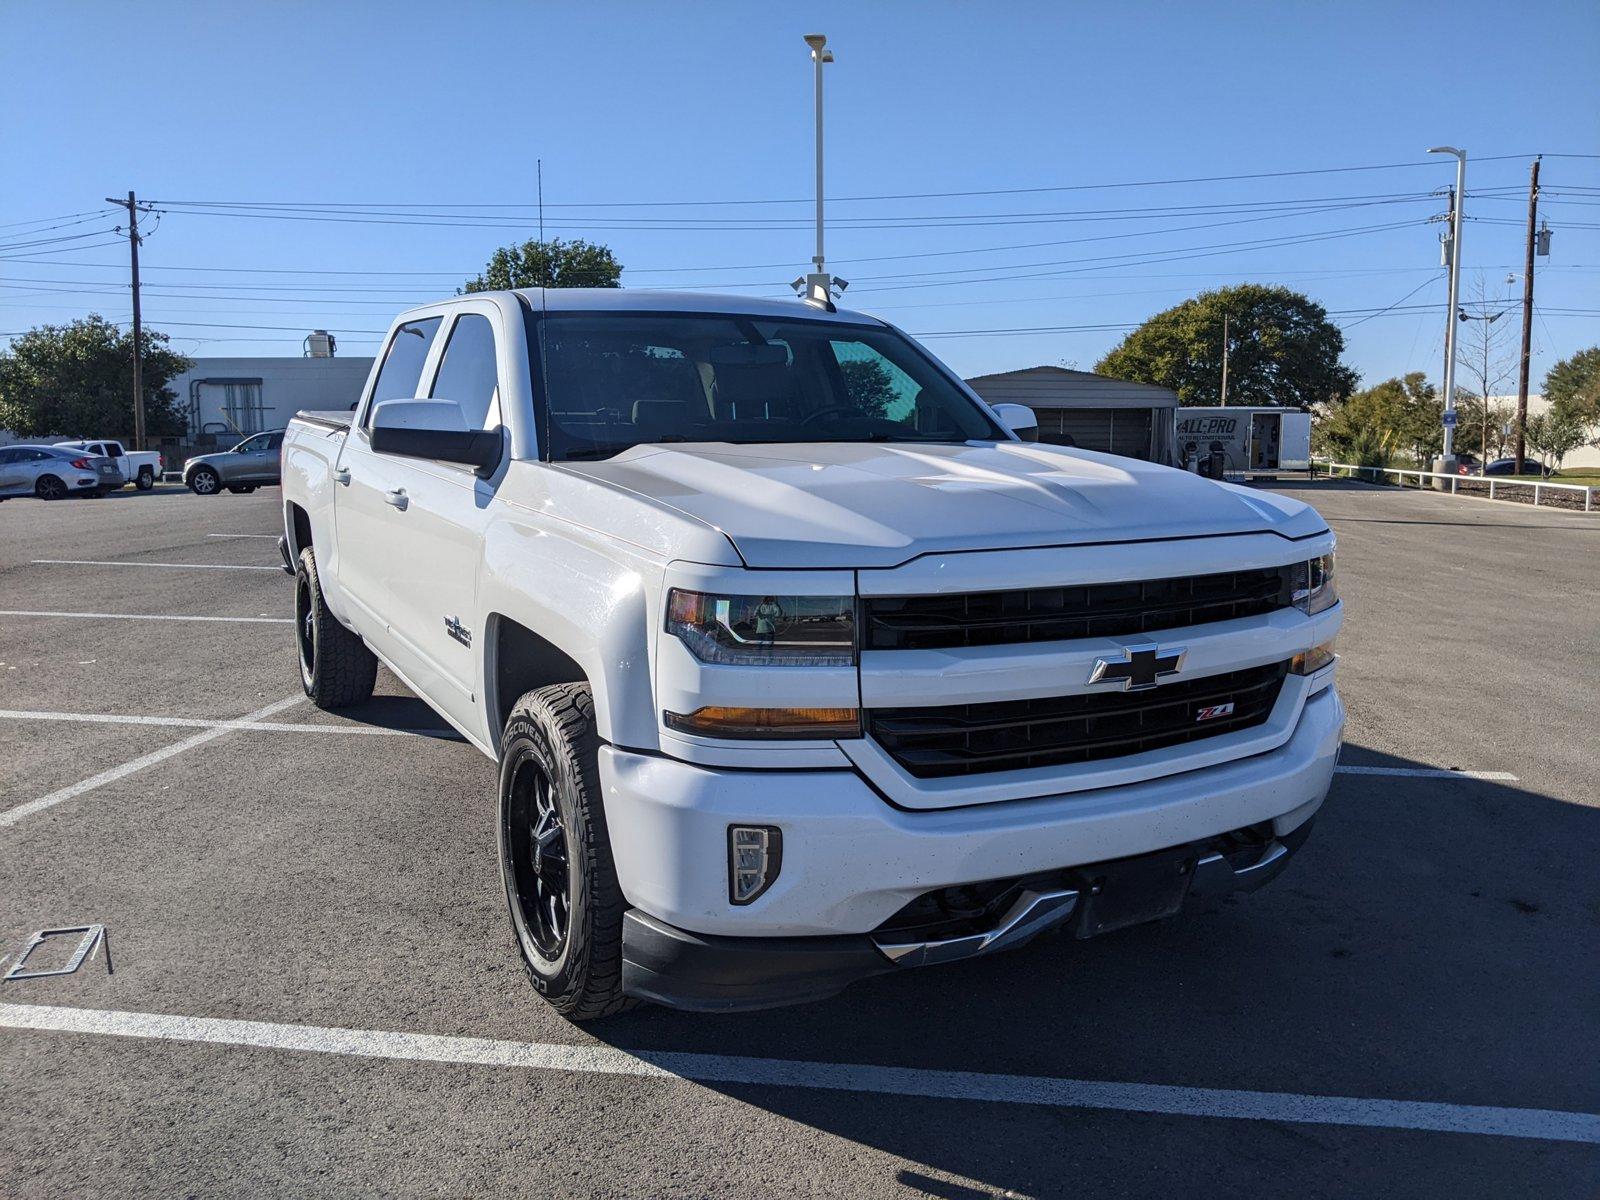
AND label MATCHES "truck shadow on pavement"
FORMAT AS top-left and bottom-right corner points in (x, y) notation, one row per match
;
(582, 745), (1598, 1199)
